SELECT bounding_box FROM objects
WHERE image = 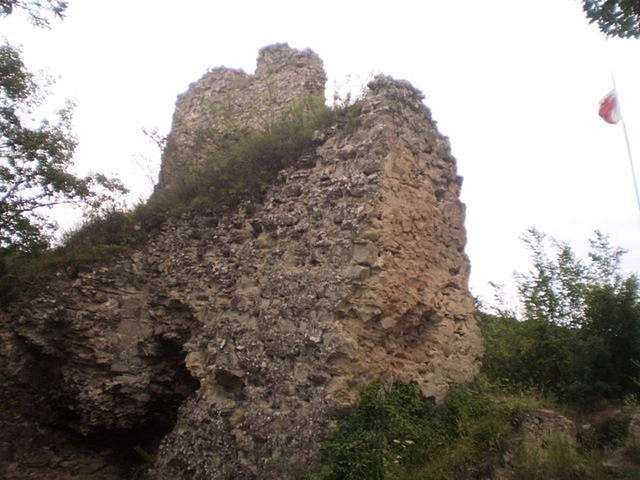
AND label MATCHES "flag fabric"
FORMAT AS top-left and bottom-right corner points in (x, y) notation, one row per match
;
(599, 90), (621, 124)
